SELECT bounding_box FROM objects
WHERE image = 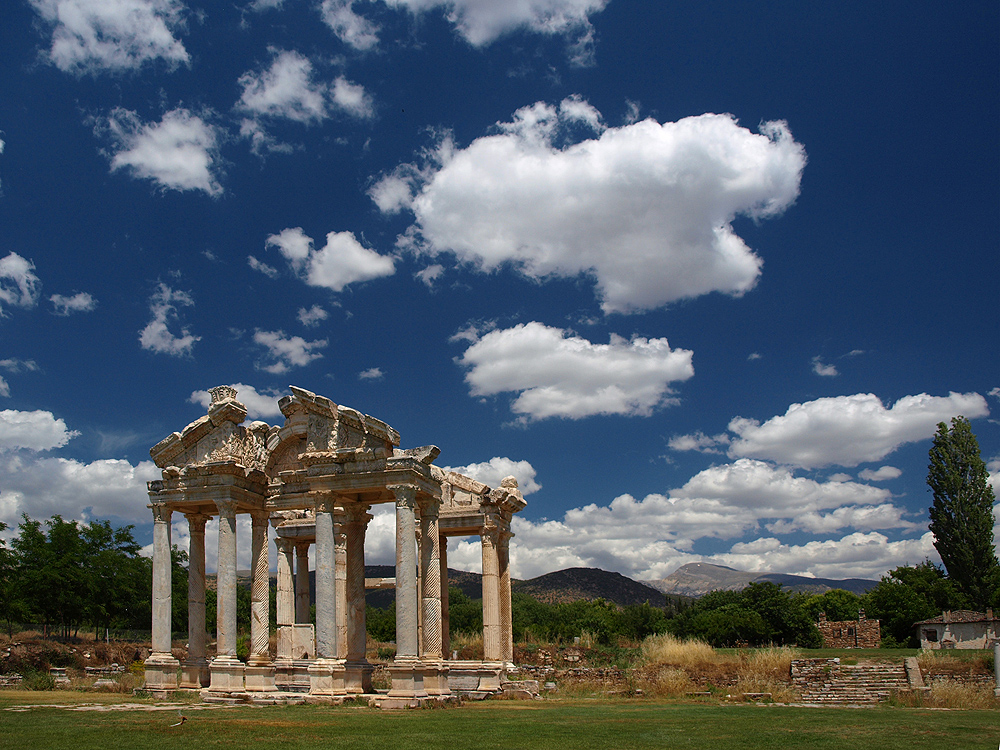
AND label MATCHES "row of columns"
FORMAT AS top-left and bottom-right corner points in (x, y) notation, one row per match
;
(145, 486), (513, 700)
